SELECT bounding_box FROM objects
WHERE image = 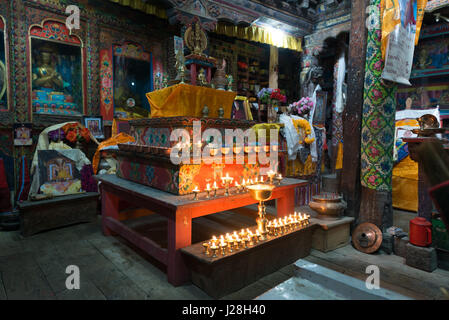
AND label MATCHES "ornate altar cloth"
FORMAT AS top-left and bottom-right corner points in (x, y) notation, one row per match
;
(146, 83), (236, 118)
